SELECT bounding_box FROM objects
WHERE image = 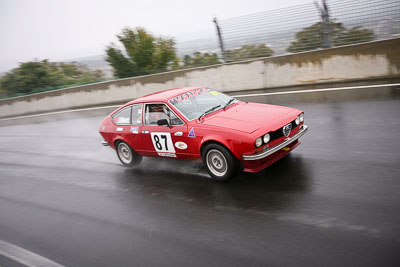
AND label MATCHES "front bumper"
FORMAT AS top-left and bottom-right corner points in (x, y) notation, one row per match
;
(243, 125), (308, 161)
